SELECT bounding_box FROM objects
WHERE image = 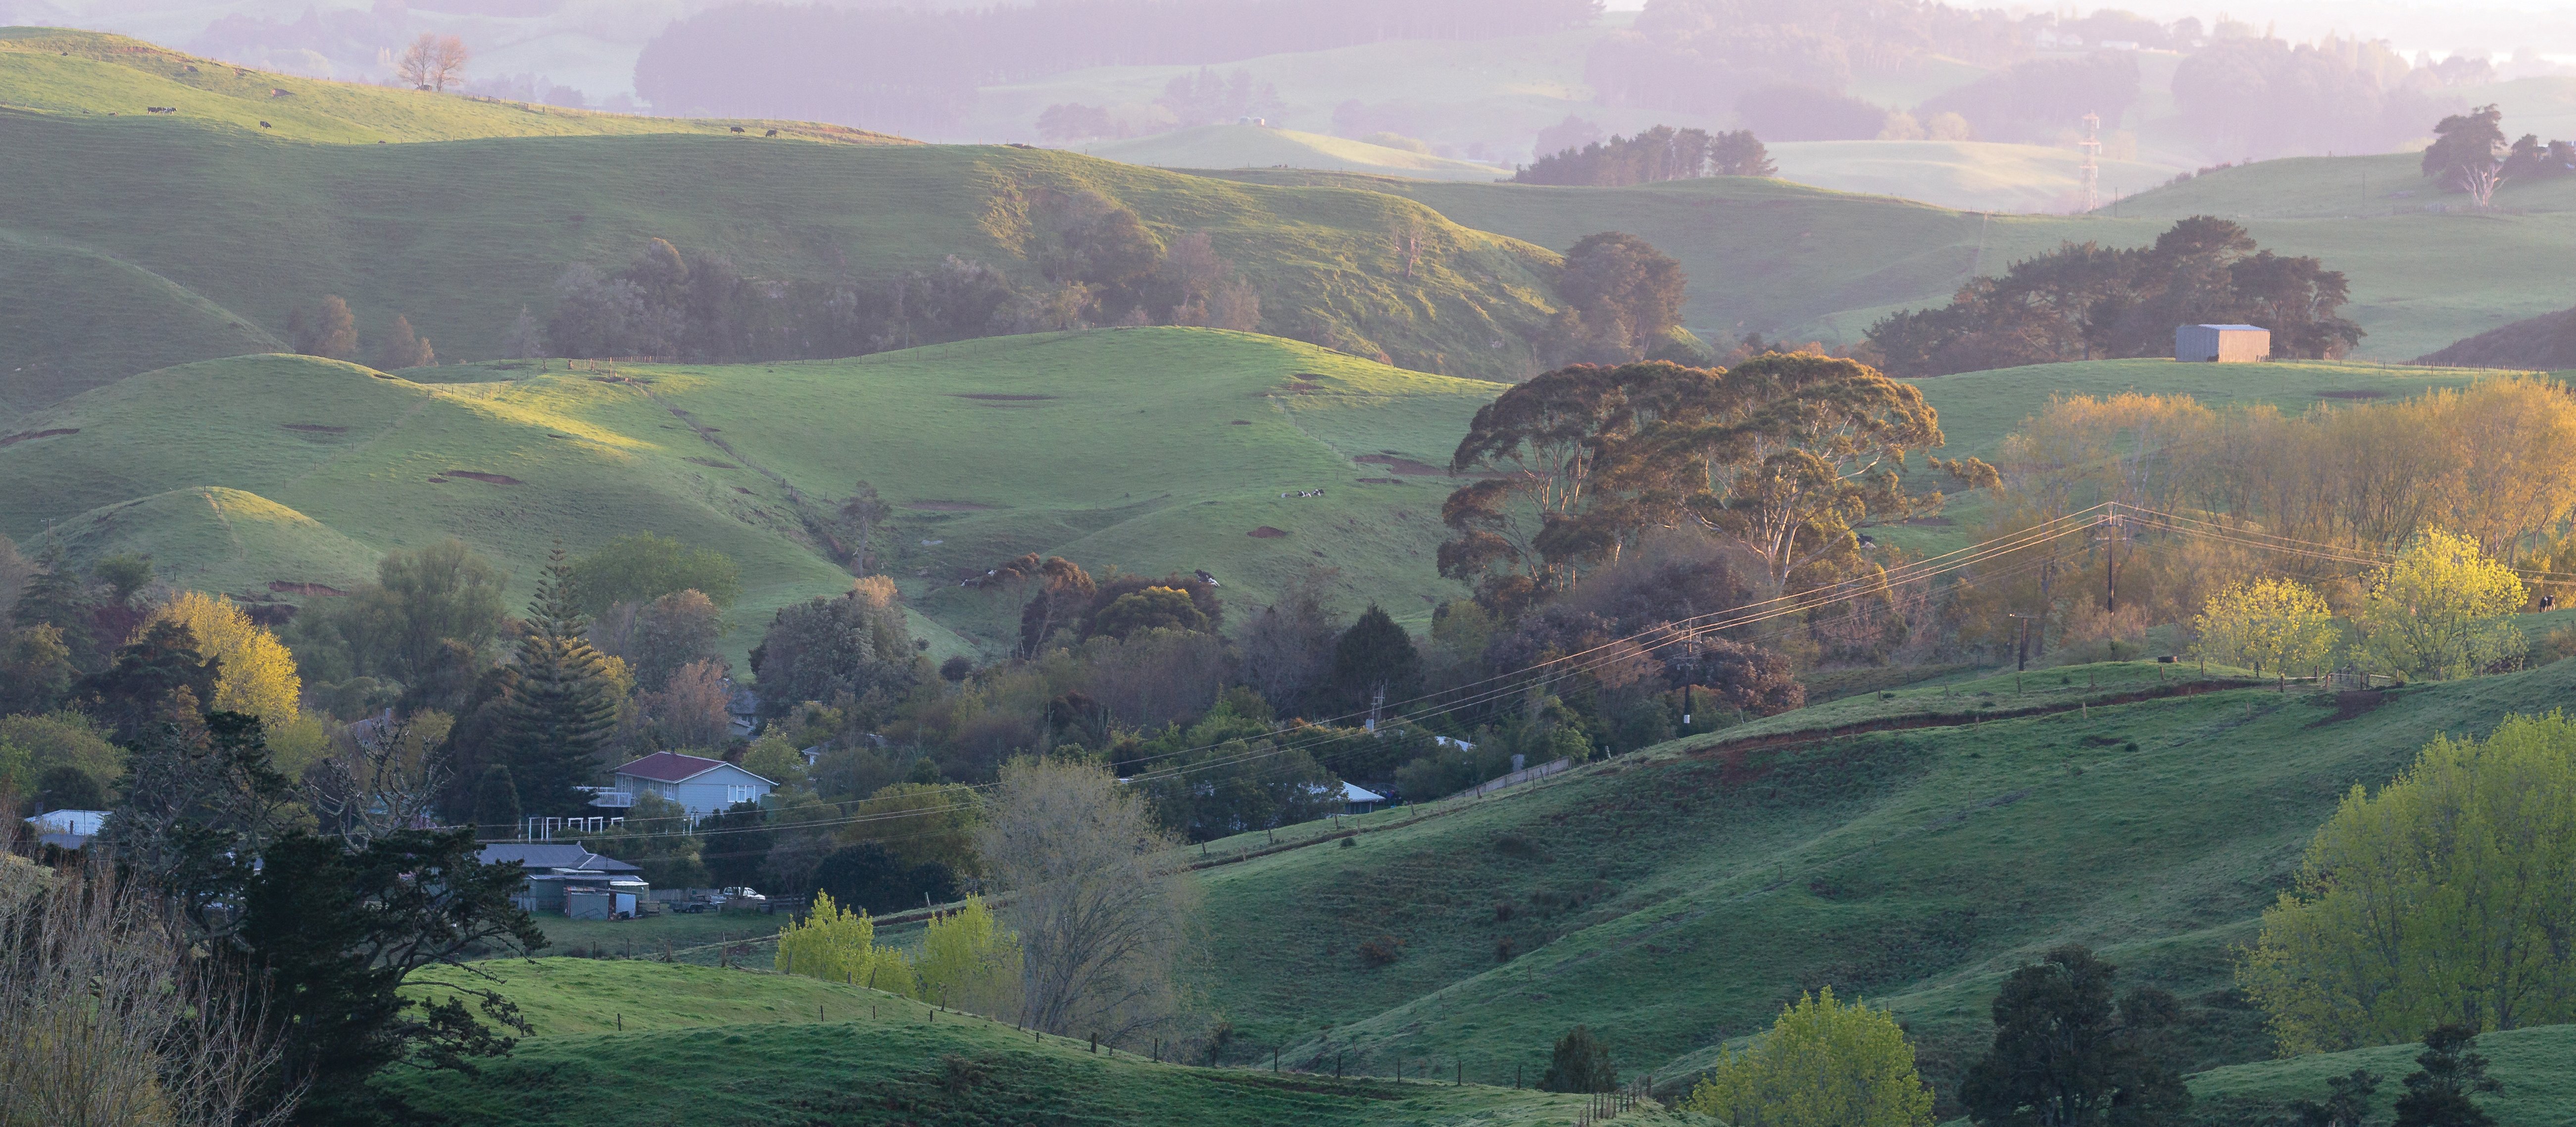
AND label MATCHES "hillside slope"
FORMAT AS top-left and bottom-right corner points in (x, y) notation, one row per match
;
(386, 959), (1618, 1127)
(1766, 139), (2181, 214)
(1183, 658), (2576, 1102)
(0, 28), (903, 145)
(1084, 124), (1509, 182)
(0, 330), (1498, 654)
(1205, 162), (2576, 363)
(2414, 303), (2576, 369)
(2186, 1022), (2576, 1127)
